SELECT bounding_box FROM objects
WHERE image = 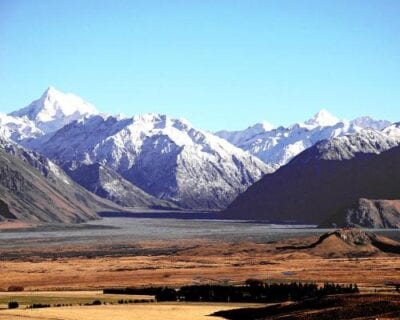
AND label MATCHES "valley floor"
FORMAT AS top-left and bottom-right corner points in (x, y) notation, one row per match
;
(0, 226), (399, 319)
(1, 221), (399, 320)
(0, 237), (398, 292)
(0, 302), (262, 320)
